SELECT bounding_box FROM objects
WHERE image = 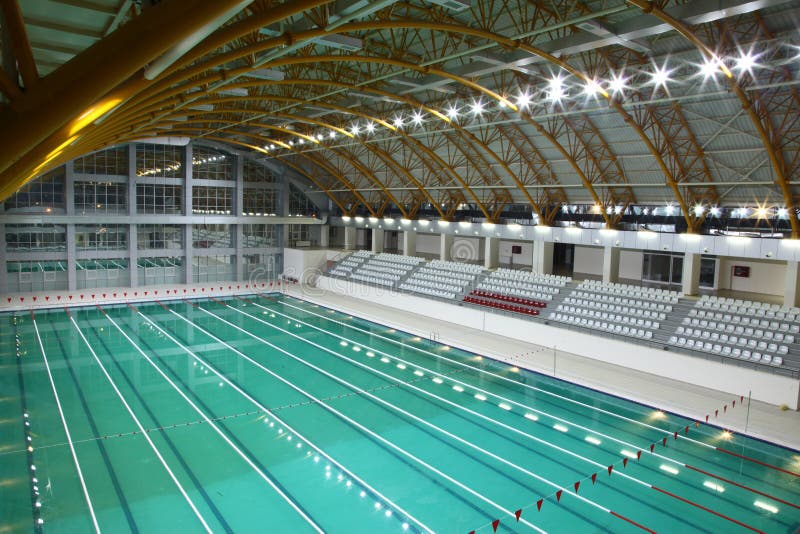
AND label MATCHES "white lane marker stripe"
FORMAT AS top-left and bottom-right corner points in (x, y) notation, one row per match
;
(32, 317), (101, 534)
(138, 307), (434, 534)
(175, 302), (547, 533)
(65, 314), (212, 534)
(269, 295), (716, 450)
(97, 308), (324, 534)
